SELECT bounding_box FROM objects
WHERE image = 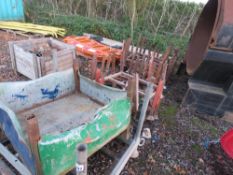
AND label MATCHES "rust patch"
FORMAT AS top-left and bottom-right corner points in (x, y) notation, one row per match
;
(85, 136), (92, 143)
